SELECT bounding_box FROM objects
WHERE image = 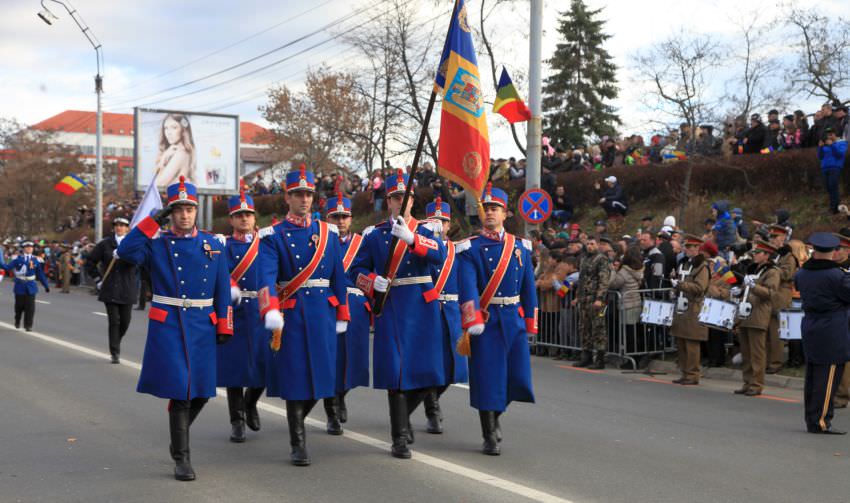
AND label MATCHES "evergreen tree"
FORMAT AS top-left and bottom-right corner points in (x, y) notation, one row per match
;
(542, 0), (620, 148)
